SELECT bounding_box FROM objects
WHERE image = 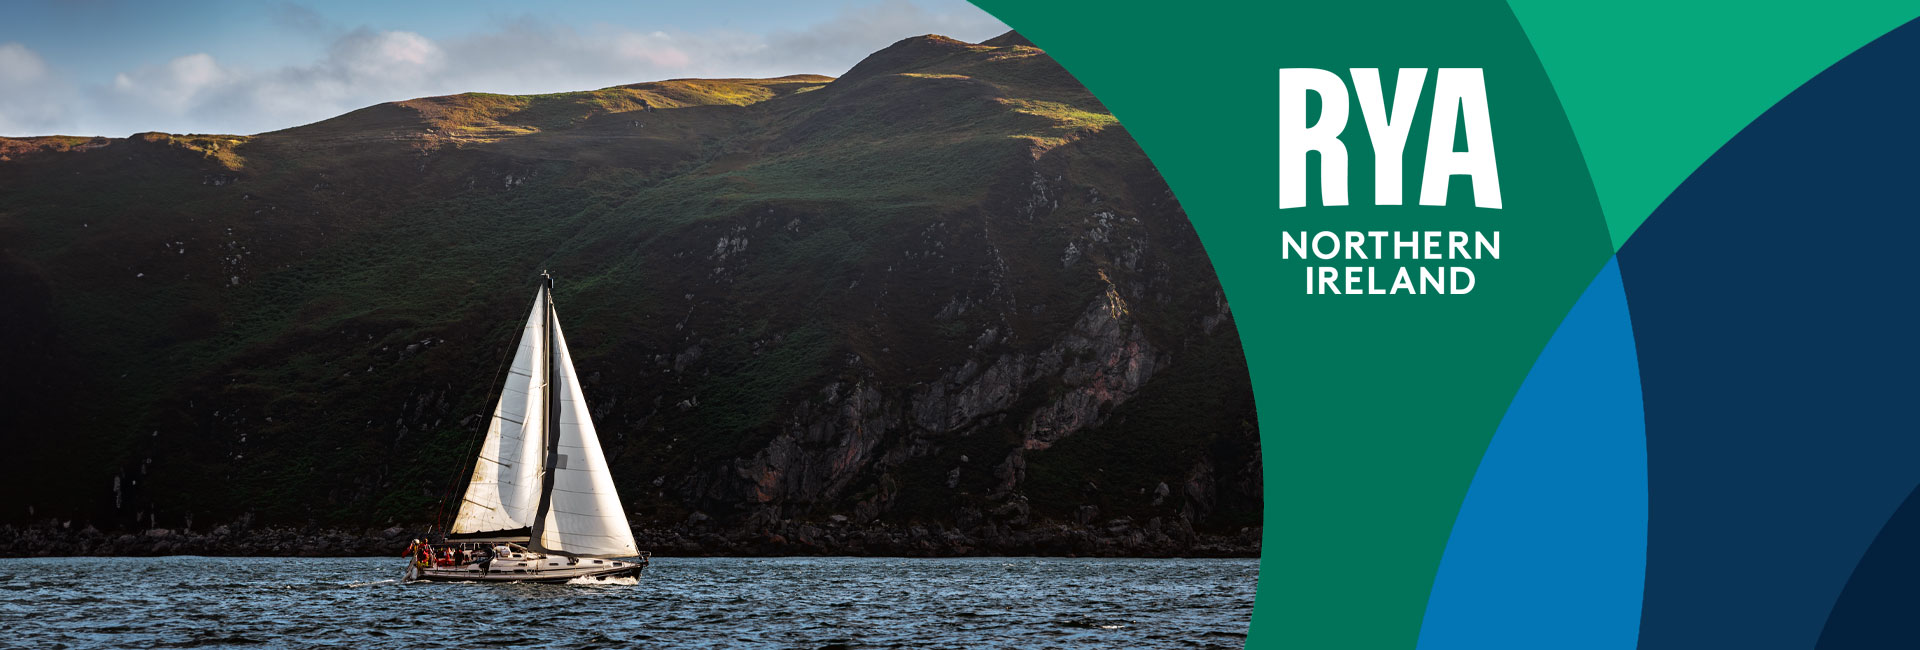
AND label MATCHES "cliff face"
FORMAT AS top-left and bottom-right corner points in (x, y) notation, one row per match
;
(0, 32), (1260, 552)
